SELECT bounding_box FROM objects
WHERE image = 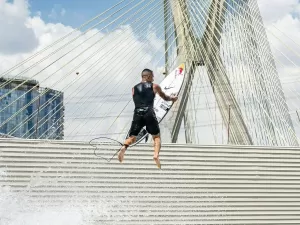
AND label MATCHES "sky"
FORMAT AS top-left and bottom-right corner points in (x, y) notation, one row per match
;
(0, 0), (166, 141)
(1, 0), (300, 144)
(27, 0), (125, 27)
